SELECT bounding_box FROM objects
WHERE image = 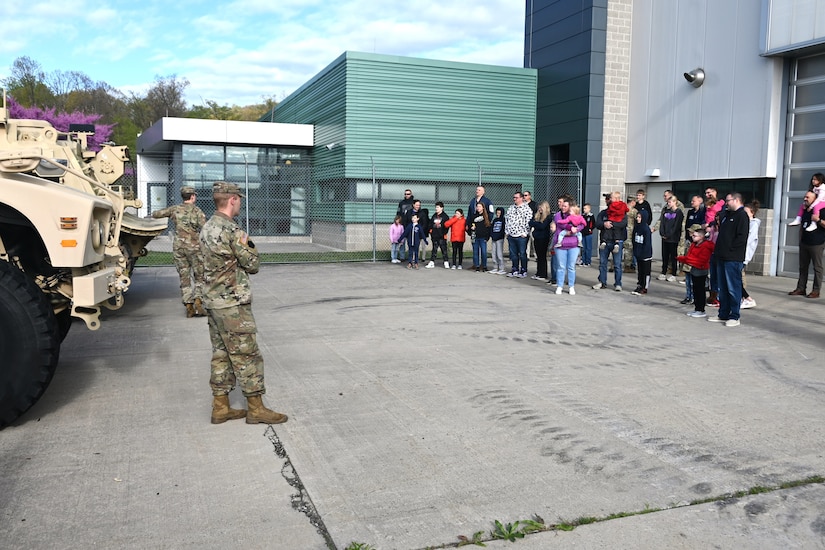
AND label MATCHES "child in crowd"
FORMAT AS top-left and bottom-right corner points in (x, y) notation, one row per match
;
(444, 208), (467, 269)
(399, 214), (428, 269)
(427, 201), (450, 269)
(788, 172), (825, 231)
(389, 215), (404, 264)
(580, 203), (595, 266)
(555, 204), (585, 248)
(741, 200), (761, 309)
(599, 192), (630, 250)
(631, 210), (652, 295)
(489, 207), (506, 274)
(678, 226), (715, 318)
